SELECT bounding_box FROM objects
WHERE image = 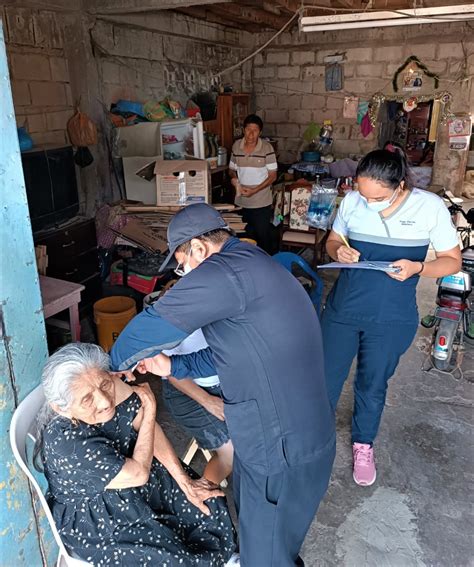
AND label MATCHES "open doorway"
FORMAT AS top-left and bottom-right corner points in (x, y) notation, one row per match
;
(379, 101), (436, 166)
